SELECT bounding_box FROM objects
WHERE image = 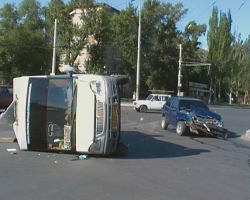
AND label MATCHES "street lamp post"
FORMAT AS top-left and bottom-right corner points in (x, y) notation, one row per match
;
(51, 18), (57, 75)
(50, 11), (76, 75)
(177, 24), (193, 96)
(177, 43), (182, 96)
(135, 0), (141, 101)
